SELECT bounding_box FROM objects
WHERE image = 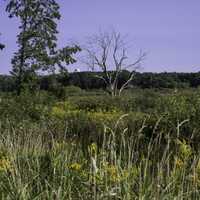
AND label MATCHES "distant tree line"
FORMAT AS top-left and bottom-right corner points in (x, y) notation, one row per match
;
(38, 71), (200, 90)
(1, 1), (198, 96)
(1, 71), (200, 93)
